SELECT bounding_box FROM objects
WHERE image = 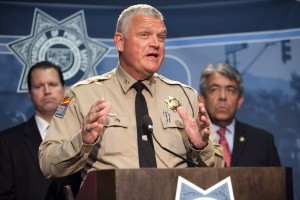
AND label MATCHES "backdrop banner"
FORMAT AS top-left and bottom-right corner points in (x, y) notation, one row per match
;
(0, 1), (299, 197)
